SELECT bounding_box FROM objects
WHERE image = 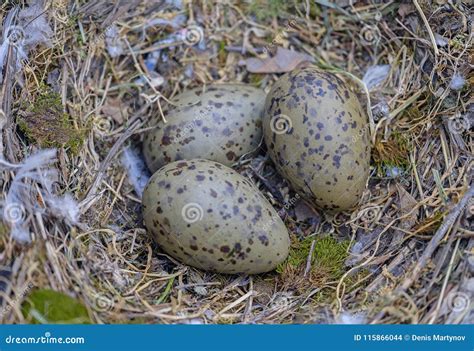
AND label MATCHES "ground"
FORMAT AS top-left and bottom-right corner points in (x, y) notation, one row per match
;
(0, 0), (472, 324)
